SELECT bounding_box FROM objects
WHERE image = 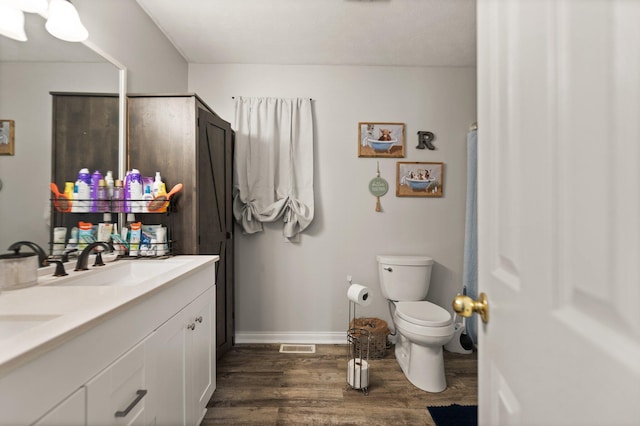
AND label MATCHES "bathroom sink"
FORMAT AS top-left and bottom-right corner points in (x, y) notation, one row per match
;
(0, 314), (61, 341)
(42, 258), (193, 288)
